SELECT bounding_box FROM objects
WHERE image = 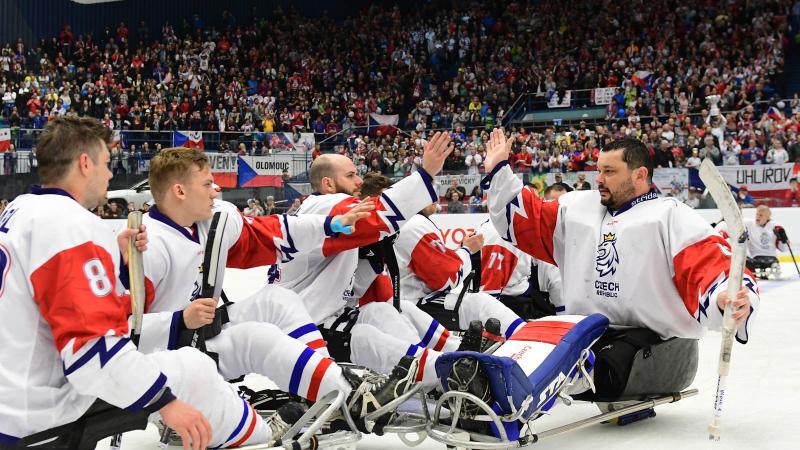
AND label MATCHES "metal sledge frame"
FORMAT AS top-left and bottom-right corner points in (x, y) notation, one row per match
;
(238, 390), (361, 450)
(426, 389), (699, 449)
